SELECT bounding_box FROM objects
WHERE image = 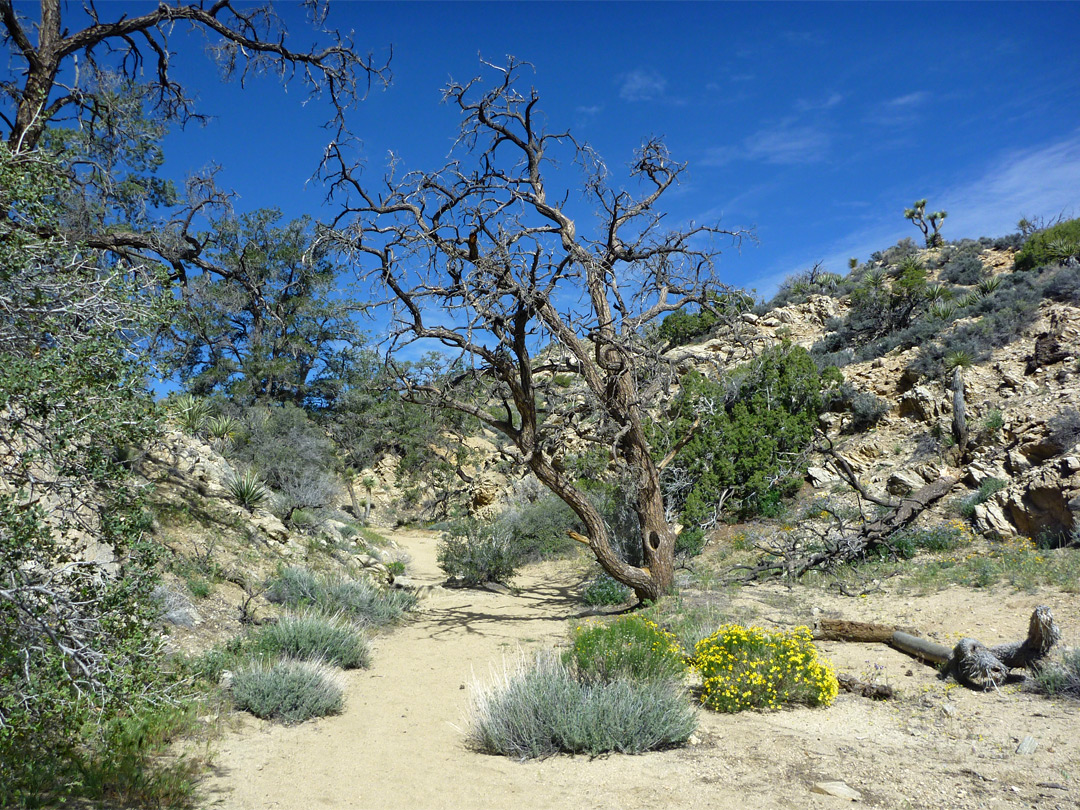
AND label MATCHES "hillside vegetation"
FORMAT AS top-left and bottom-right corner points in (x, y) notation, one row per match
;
(3, 4), (1080, 803)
